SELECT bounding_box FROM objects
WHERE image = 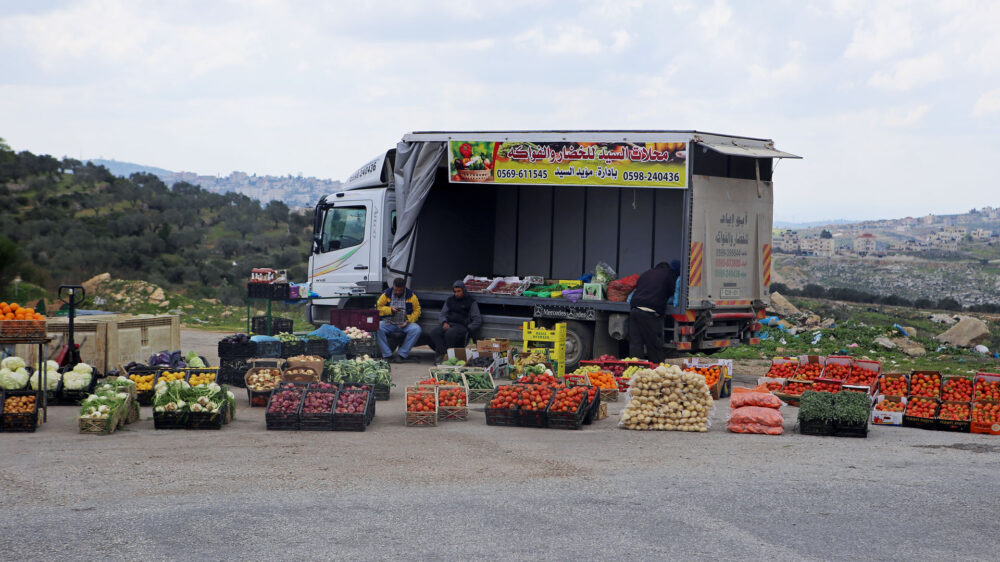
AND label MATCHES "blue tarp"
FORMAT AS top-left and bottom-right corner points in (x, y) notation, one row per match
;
(309, 324), (350, 355)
